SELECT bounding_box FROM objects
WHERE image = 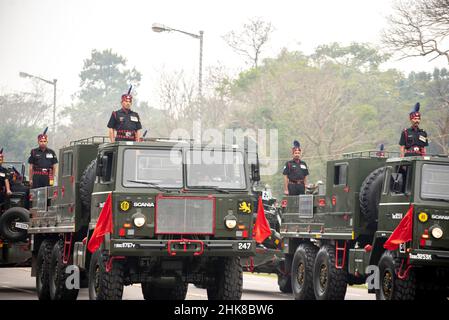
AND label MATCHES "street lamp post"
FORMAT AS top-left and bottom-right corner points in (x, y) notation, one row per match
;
(19, 72), (57, 147)
(152, 23), (204, 119)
